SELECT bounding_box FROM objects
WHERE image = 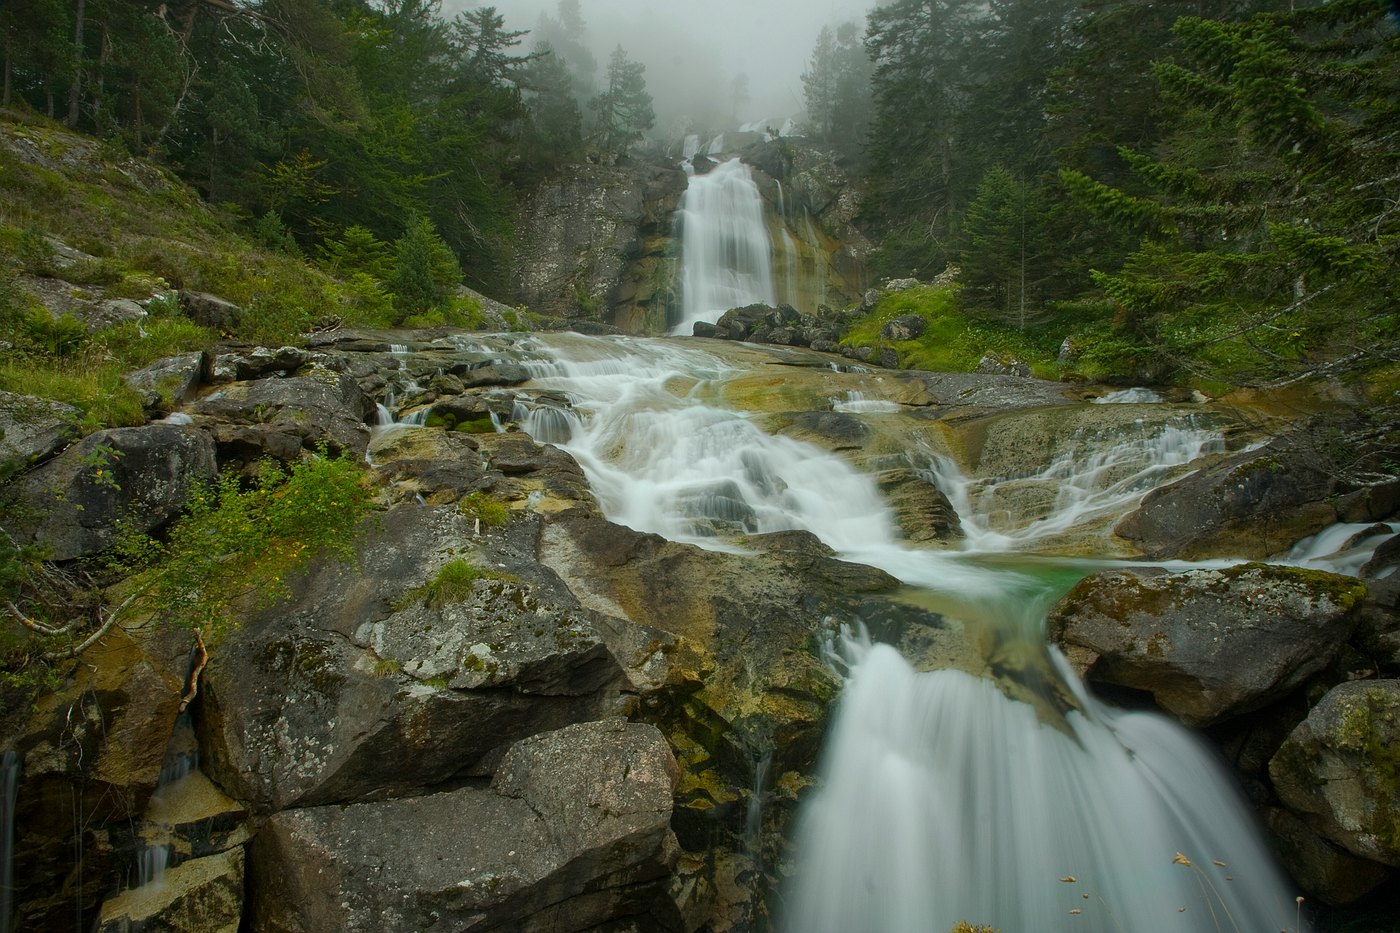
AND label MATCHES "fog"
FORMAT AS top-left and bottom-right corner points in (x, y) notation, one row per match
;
(446, 0), (873, 137)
